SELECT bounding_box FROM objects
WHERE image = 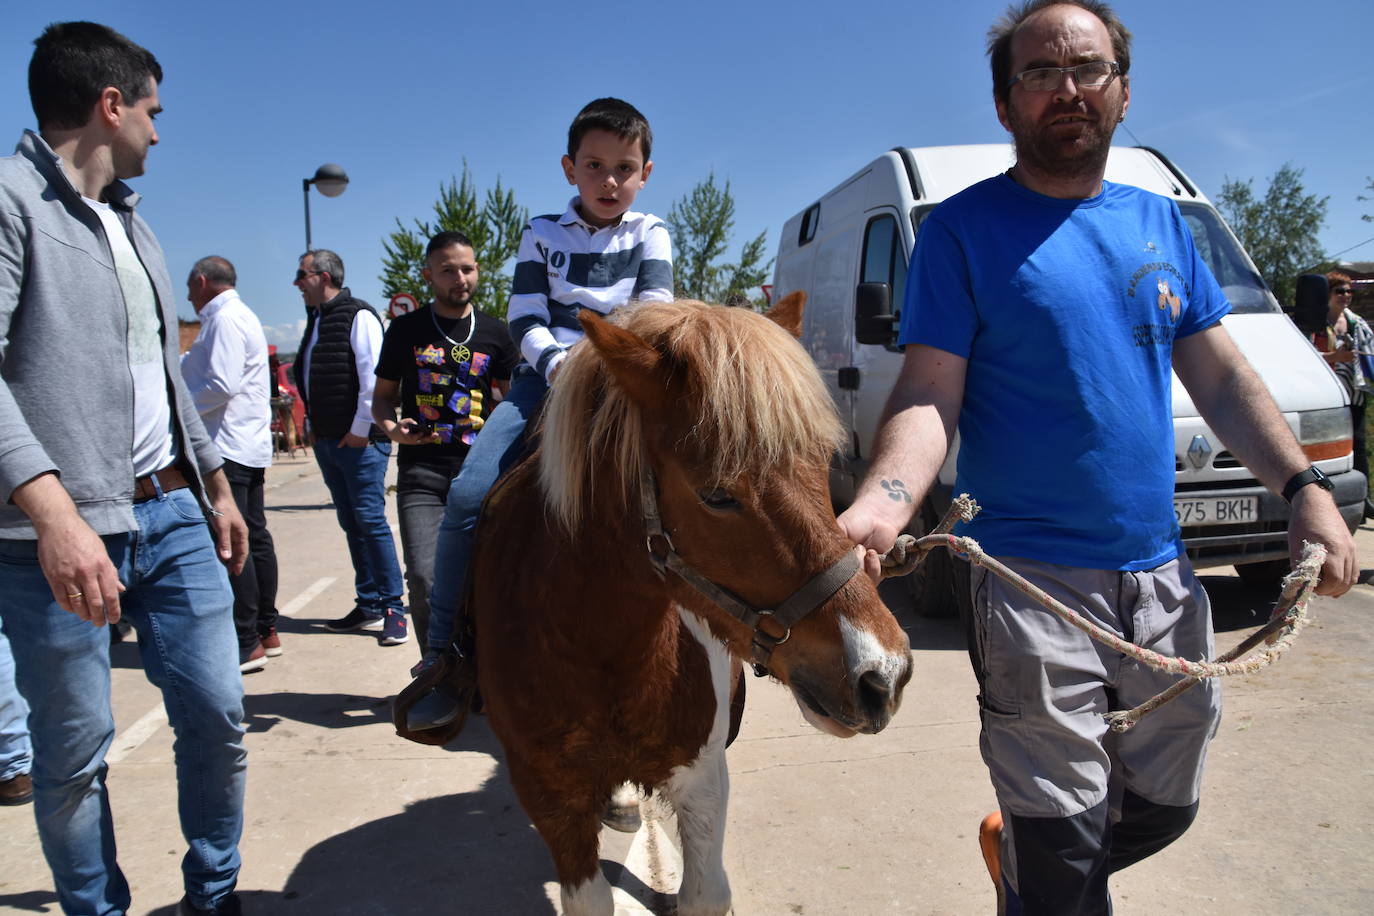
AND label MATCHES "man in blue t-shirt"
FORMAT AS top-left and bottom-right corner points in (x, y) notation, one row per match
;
(839, 2), (1356, 913)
